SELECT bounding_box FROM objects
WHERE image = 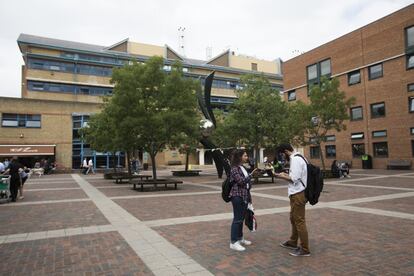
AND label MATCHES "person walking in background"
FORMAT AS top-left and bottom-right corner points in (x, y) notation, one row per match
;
(274, 144), (311, 257)
(18, 166), (30, 200)
(0, 161), (5, 174)
(82, 158), (88, 174)
(1, 157), (22, 202)
(87, 158), (95, 175)
(228, 149), (258, 252)
(4, 158), (10, 170)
